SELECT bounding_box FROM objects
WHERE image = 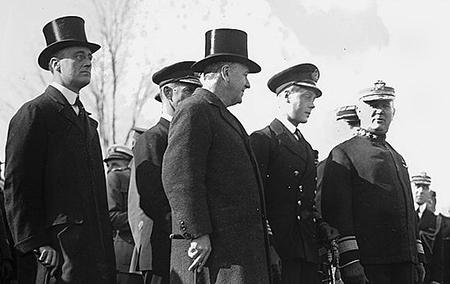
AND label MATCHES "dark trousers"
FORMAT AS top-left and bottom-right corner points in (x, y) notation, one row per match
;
(362, 262), (415, 284)
(281, 258), (320, 284)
